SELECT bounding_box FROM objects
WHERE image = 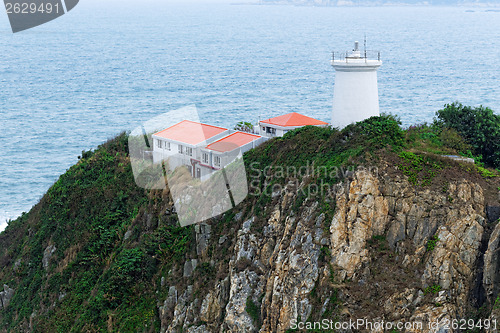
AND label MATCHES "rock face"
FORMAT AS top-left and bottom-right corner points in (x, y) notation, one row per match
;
(484, 222), (500, 303)
(487, 205), (500, 223)
(183, 259), (198, 278)
(0, 285), (14, 310)
(155, 167), (499, 332)
(42, 244), (56, 271)
(195, 223), (211, 256)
